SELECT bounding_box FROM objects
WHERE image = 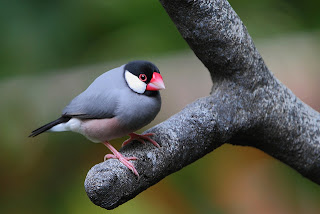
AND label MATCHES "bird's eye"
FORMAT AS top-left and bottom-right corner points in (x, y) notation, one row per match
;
(139, 74), (147, 82)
